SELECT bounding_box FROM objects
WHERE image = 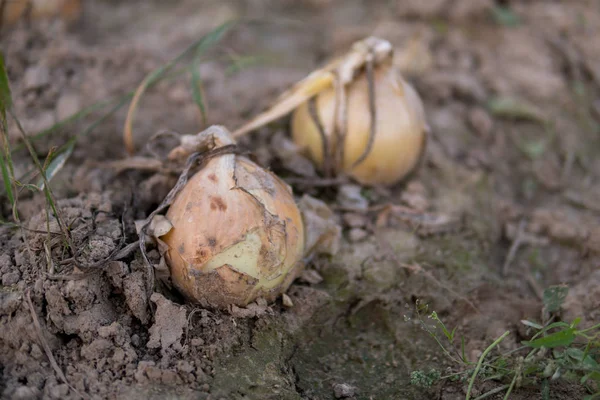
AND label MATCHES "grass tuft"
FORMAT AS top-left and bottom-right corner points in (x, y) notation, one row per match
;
(410, 287), (600, 399)
(0, 51), (18, 221)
